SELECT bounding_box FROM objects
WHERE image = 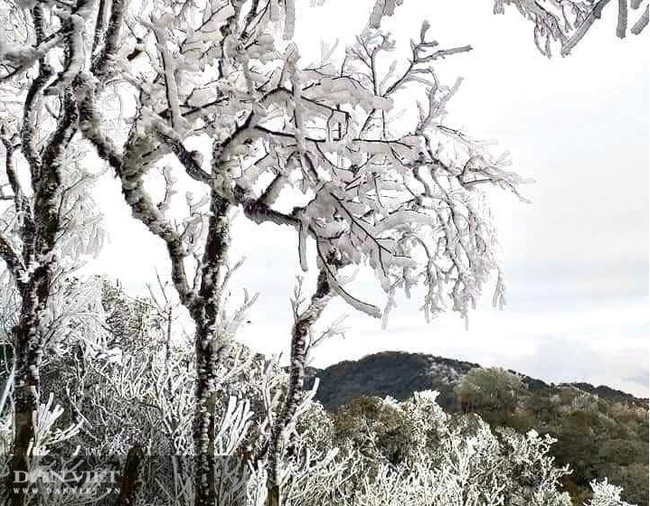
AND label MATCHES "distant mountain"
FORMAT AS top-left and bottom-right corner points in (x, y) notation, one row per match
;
(306, 351), (647, 410)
